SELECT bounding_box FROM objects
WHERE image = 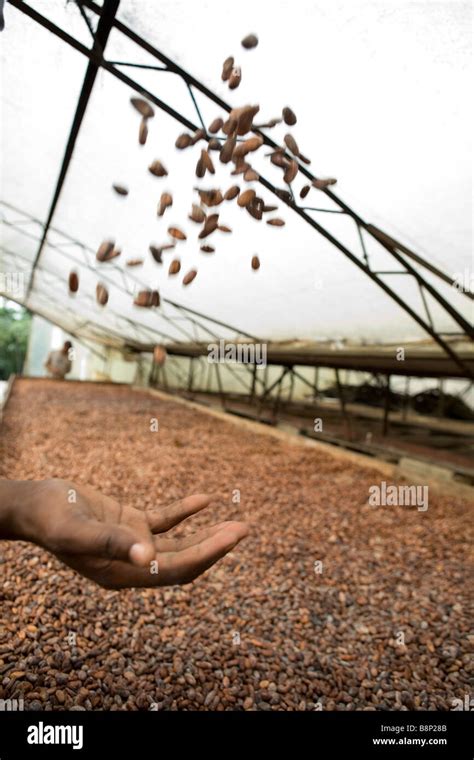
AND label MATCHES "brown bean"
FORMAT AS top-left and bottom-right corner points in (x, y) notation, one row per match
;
(224, 185), (240, 201)
(267, 218), (285, 226)
(150, 243), (175, 258)
(284, 134), (299, 156)
(134, 290), (149, 307)
(175, 133), (193, 149)
(246, 198), (263, 220)
(138, 119), (148, 146)
(244, 168), (259, 182)
(149, 246), (163, 264)
(195, 156), (205, 179)
(196, 190), (223, 207)
(238, 189), (256, 208)
(221, 56), (234, 82)
(270, 151), (288, 169)
(231, 160), (250, 176)
(100, 248), (121, 262)
(241, 33), (258, 49)
(222, 118), (238, 136)
(220, 137), (237, 164)
(182, 269), (197, 286)
(168, 227), (187, 241)
(208, 117), (224, 134)
(275, 189), (292, 203)
(282, 107), (297, 126)
(198, 214), (219, 239)
(251, 255), (260, 270)
(244, 135), (264, 152)
(68, 271), (79, 293)
(254, 117), (282, 129)
(96, 241), (115, 262)
(233, 136), (263, 160)
(112, 184), (129, 196)
(235, 105), (260, 135)
(201, 149), (215, 175)
(283, 159), (298, 184)
(189, 204), (206, 223)
(300, 185), (310, 199)
(168, 259), (181, 275)
(228, 67), (241, 90)
(158, 193), (173, 216)
(134, 289), (160, 307)
(312, 177), (337, 189)
(96, 283), (108, 305)
(130, 97), (155, 119)
(190, 128), (206, 145)
(148, 160), (168, 177)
